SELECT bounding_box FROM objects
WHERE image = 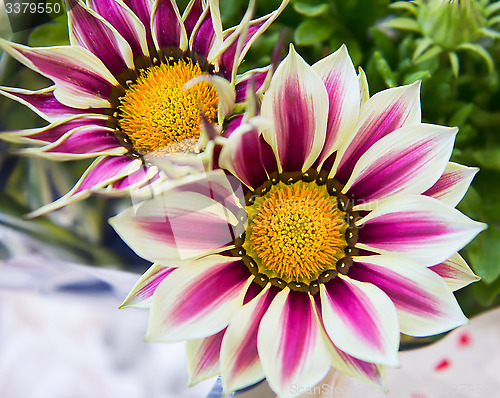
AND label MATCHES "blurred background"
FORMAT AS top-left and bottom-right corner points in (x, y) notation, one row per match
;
(0, 0), (499, 397)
